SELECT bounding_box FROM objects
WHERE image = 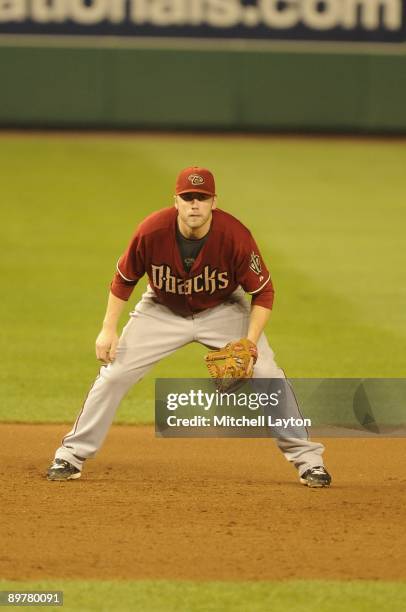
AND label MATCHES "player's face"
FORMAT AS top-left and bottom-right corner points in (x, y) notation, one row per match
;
(175, 192), (217, 238)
